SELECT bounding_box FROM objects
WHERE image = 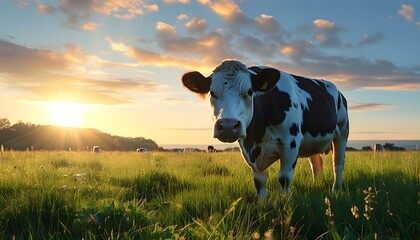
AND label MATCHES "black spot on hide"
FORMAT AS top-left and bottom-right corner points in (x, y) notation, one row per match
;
(289, 123), (299, 136)
(292, 75), (337, 137)
(290, 140), (296, 149)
